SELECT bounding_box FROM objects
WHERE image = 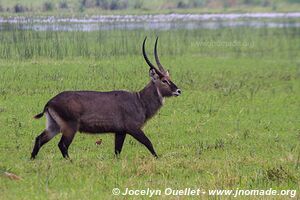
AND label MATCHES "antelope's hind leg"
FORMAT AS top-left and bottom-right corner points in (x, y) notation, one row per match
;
(31, 113), (60, 159)
(58, 124), (77, 159)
